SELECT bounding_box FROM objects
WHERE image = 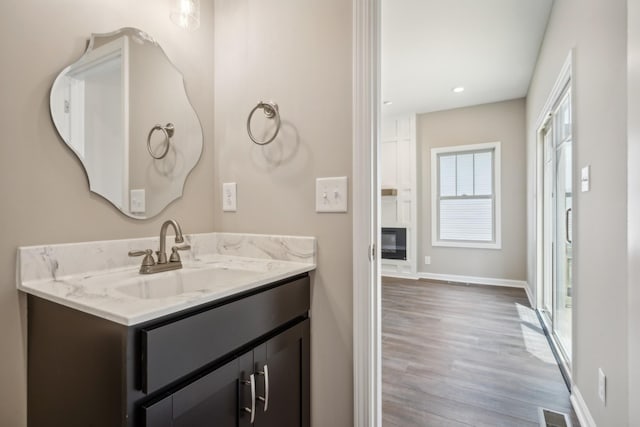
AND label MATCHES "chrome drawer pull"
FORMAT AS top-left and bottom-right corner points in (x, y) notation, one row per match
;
(257, 364), (269, 412)
(241, 374), (256, 424)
